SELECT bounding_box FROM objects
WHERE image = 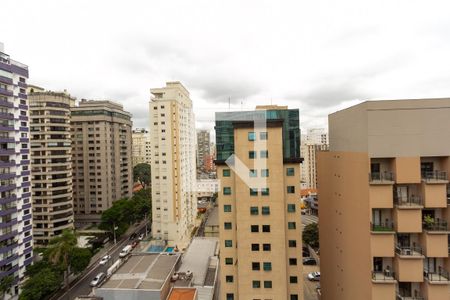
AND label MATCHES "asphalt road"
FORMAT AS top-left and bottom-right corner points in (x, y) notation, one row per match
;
(55, 223), (148, 300)
(302, 214), (318, 228)
(303, 264), (320, 300)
